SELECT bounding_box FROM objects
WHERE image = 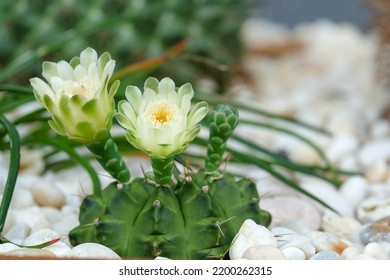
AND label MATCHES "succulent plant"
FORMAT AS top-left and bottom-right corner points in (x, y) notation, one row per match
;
(69, 103), (271, 259)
